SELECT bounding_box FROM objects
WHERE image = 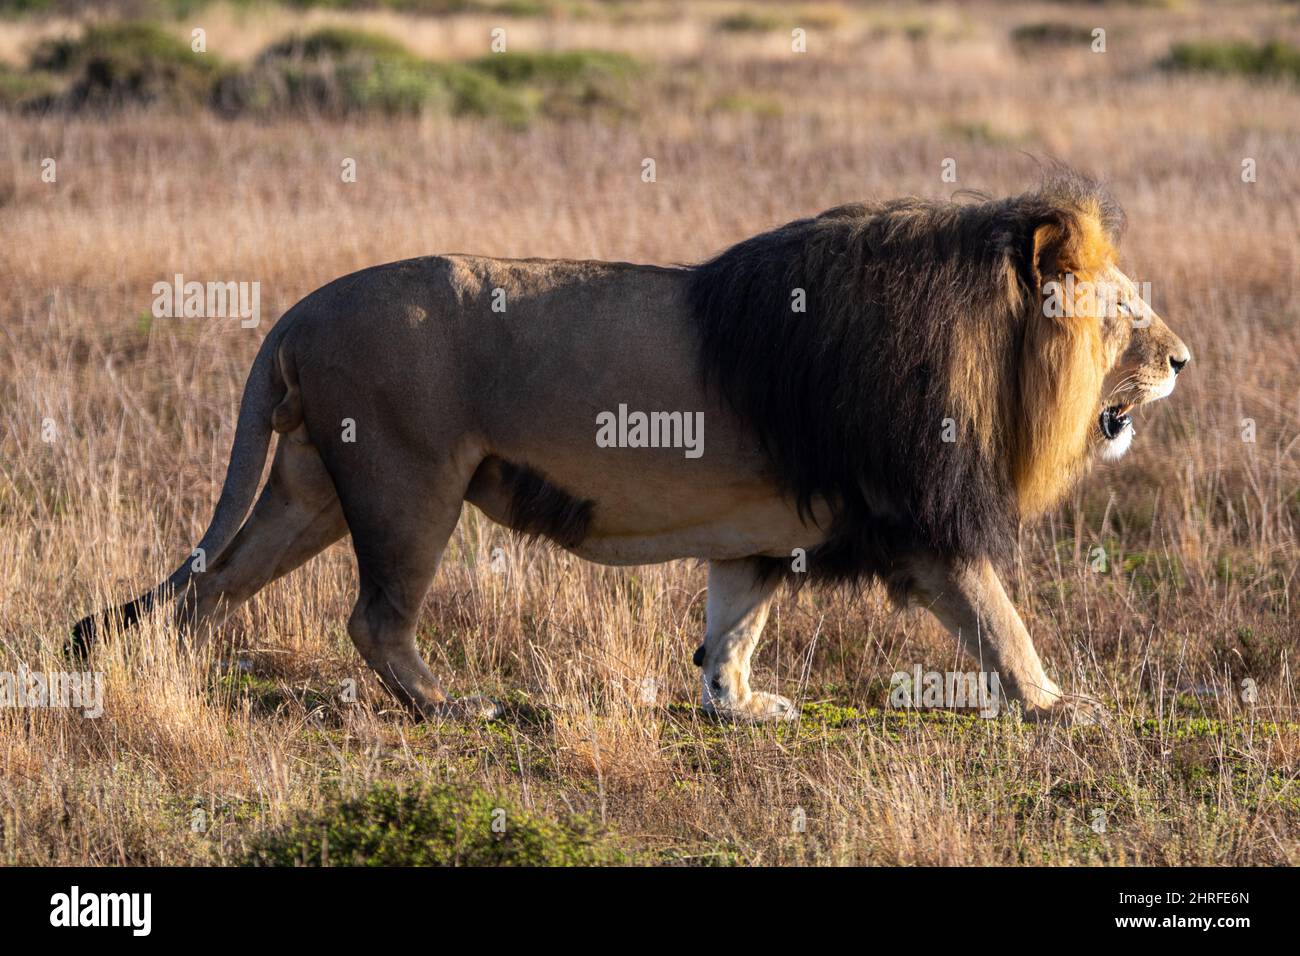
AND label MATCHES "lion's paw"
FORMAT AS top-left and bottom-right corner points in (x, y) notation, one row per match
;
(422, 695), (504, 721)
(1026, 693), (1106, 728)
(705, 691), (797, 723)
